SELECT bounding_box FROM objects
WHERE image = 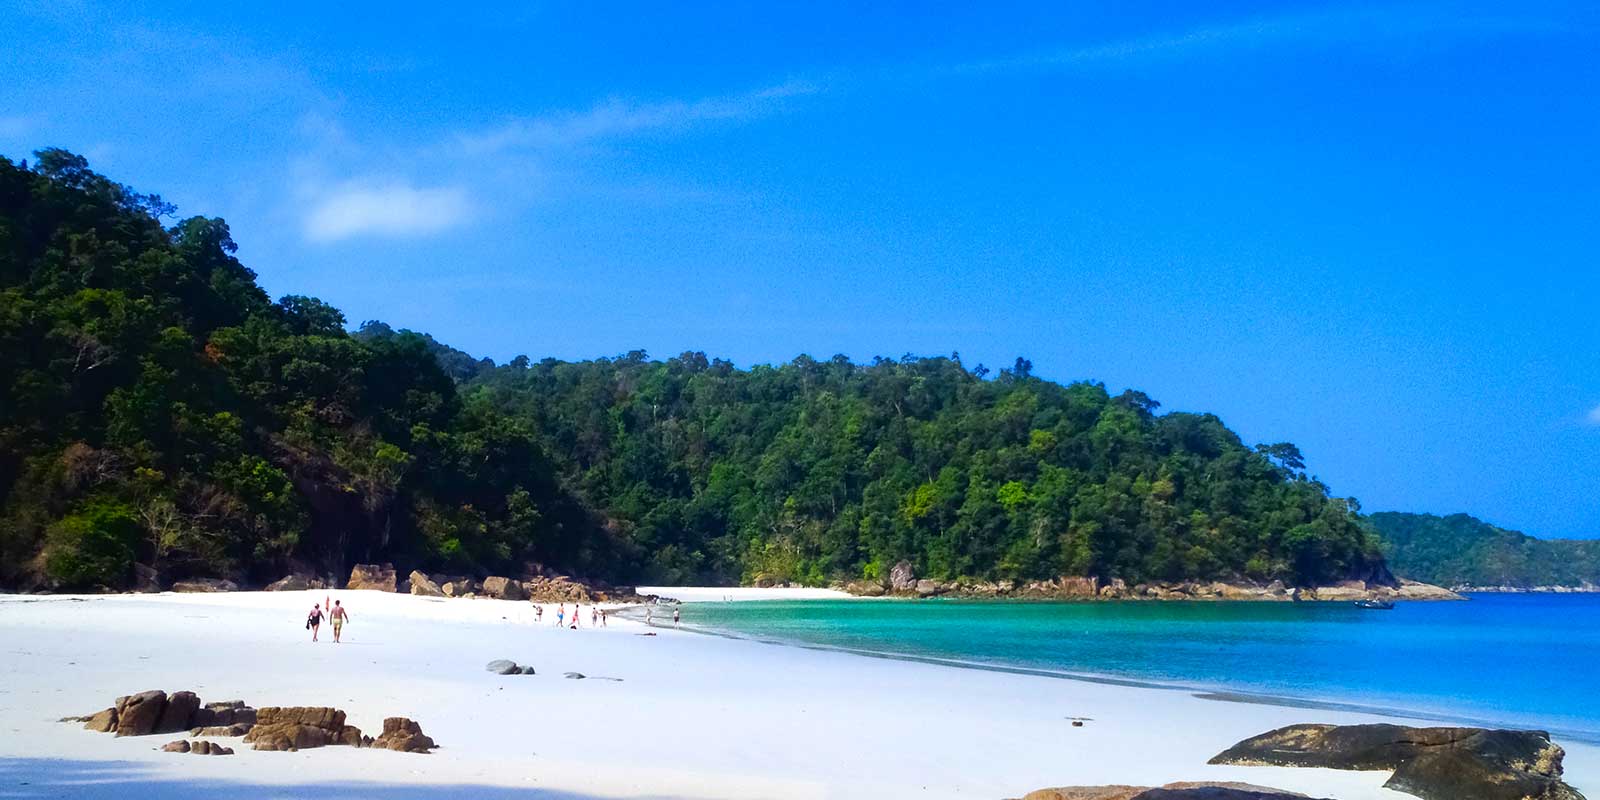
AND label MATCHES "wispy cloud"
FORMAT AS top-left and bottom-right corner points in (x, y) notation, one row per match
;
(456, 80), (821, 156)
(1586, 404), (1600, 426)
(302, 180), (473, 243)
